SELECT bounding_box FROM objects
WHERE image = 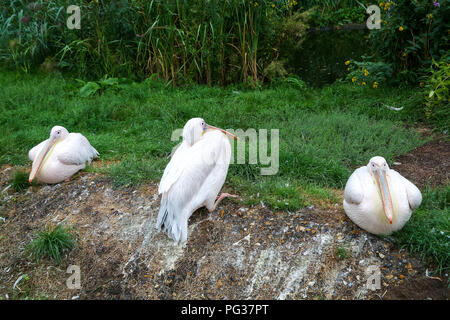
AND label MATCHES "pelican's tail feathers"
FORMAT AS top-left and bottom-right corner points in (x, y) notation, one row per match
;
(156, 194), (188, 243)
